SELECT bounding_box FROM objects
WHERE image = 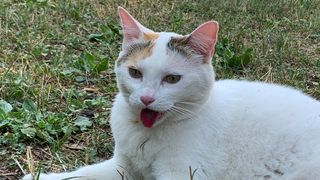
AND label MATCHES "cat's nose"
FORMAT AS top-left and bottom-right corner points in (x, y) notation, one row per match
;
(140, 96), (155, 106)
